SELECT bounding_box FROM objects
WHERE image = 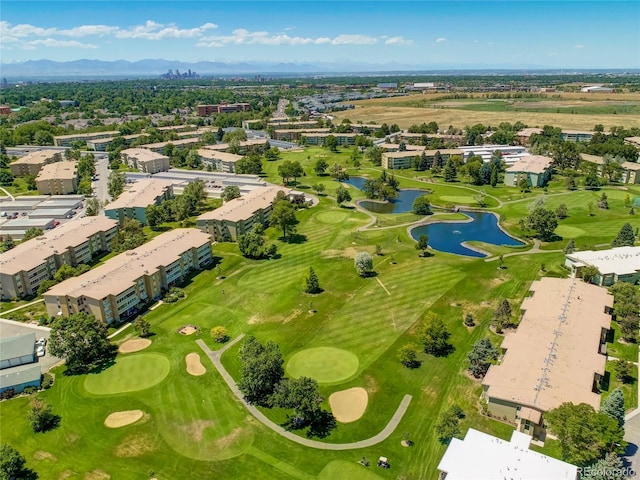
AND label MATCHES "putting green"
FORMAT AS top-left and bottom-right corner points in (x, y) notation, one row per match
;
(316, 210), (349, 224)
(440, 195), (476, 204)
(85, 353), (170, 395)
(286, 347), (359, 383)
(555, 225), (586, 238)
